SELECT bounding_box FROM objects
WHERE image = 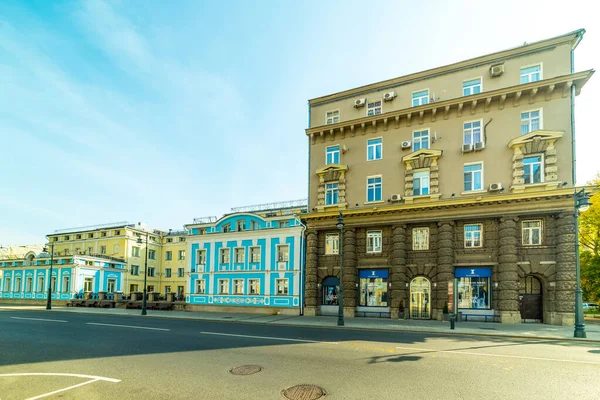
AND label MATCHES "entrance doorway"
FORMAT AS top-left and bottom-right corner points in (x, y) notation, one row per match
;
(410, 277), (431, 319)
(519, 275), (543, 322)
